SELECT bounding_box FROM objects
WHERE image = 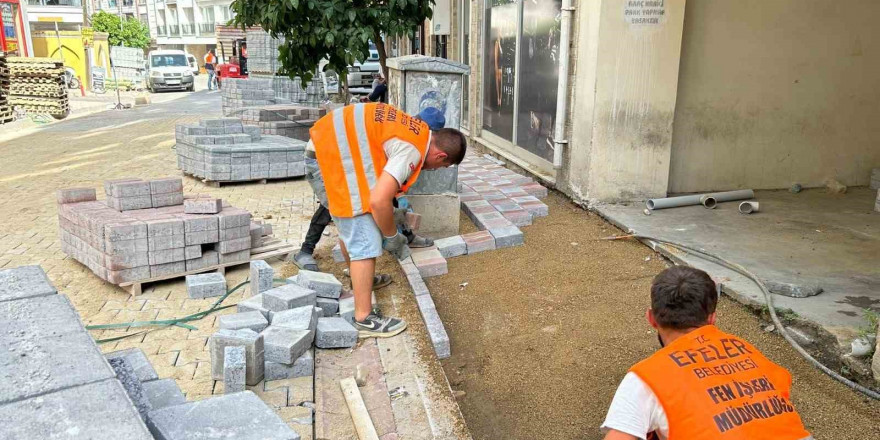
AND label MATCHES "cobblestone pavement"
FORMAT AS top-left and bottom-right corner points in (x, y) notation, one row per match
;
(0, 90), (320, 436)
